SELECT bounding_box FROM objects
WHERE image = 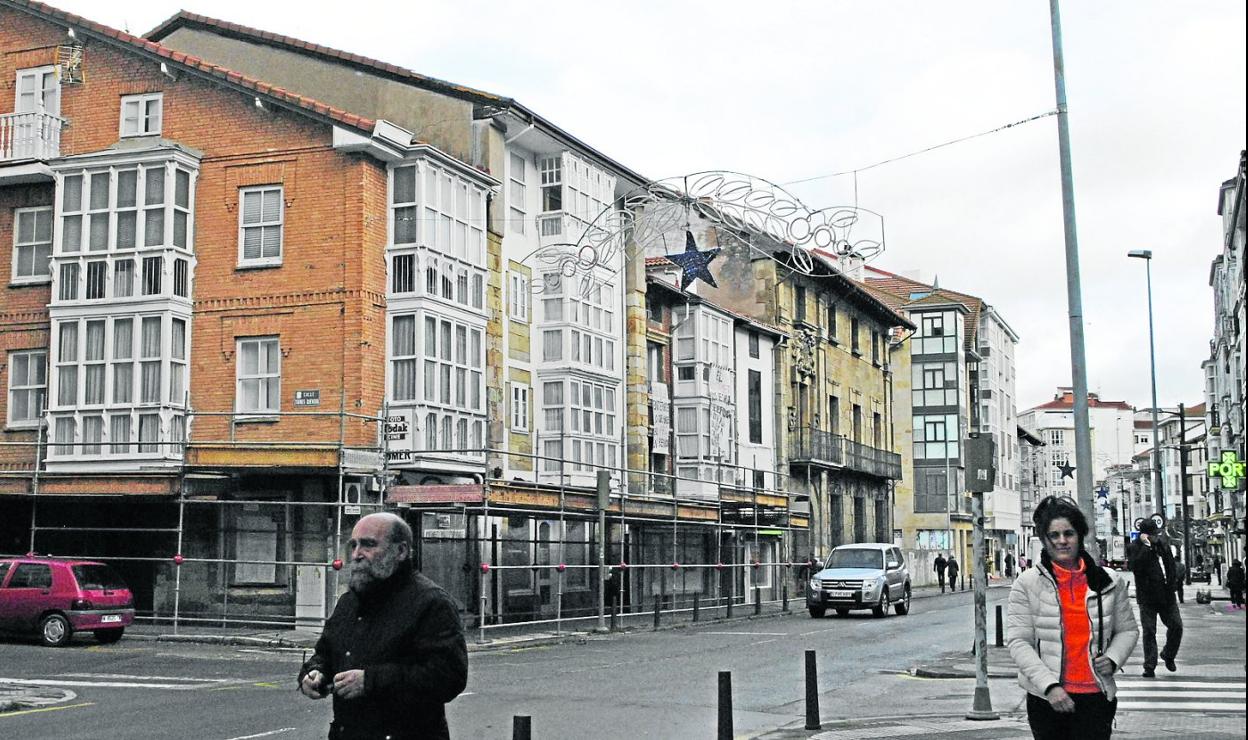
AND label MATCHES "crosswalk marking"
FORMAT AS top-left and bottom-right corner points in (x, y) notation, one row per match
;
(1116, 678), (1245, 714)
